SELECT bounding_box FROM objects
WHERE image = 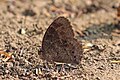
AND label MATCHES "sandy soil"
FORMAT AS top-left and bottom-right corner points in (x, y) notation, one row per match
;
(0, 0), (120, 80)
